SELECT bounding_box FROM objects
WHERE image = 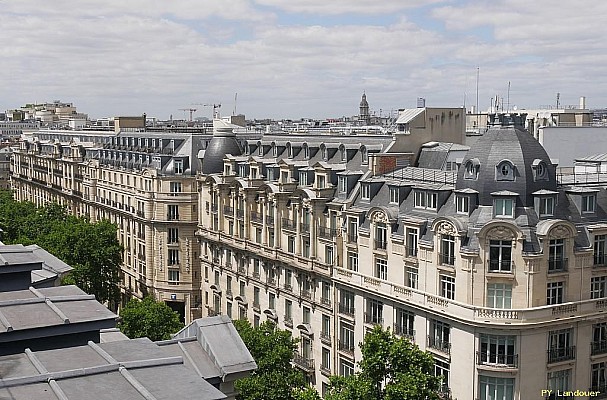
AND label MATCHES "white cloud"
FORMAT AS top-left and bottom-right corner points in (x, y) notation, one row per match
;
(253, 0), (444, 14)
